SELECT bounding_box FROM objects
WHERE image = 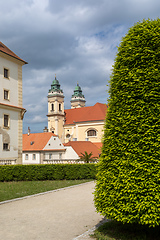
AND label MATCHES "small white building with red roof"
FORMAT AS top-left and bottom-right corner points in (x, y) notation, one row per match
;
(22, 132), (102, 164)
(23, 132), (66, 164)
